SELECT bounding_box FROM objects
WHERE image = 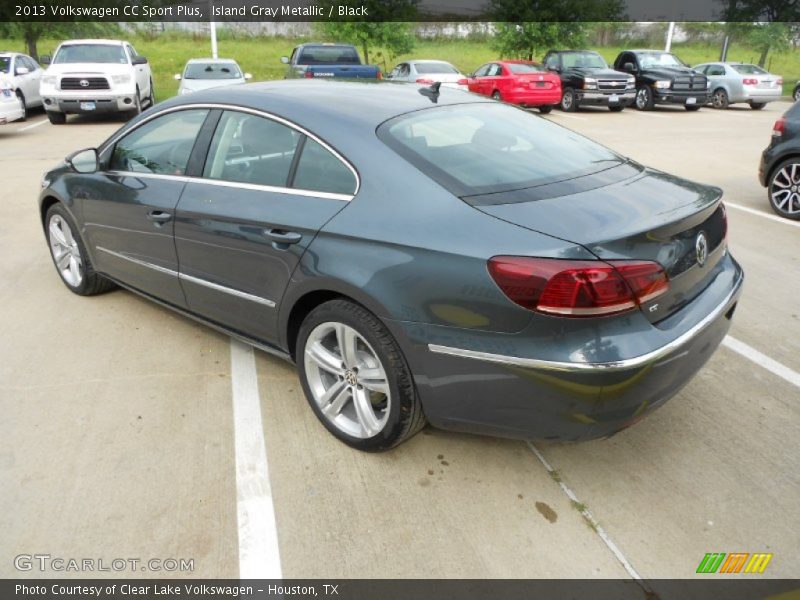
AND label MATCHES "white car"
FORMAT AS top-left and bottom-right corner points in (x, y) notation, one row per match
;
(39, 39), (155, 125)
(0, 78), (25, 125)
(175, 58), (251, 95)
(0, 51), (43, 119)
(387, 60), (468, 90)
